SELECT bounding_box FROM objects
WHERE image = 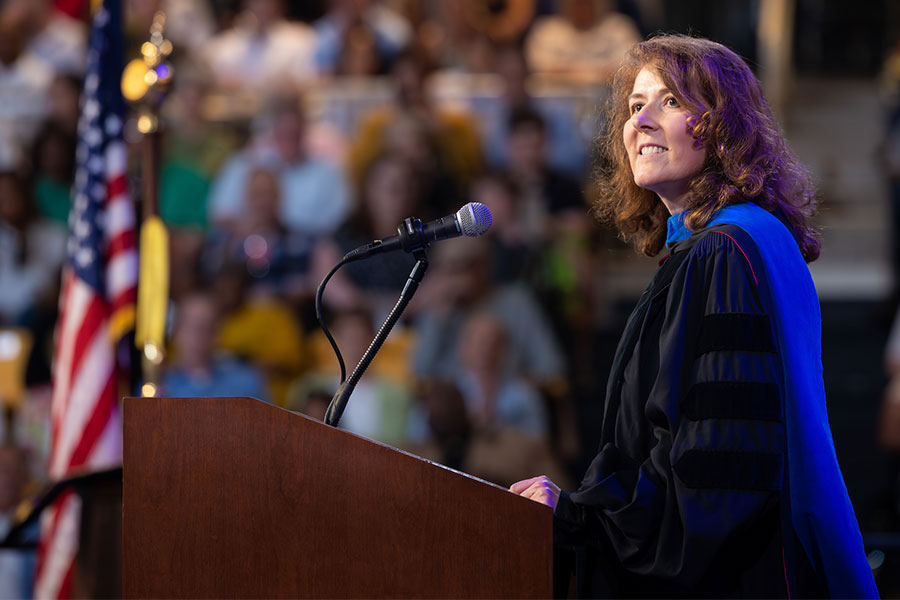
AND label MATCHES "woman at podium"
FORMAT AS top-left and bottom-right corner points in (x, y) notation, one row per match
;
(511, 34), (877, 598)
